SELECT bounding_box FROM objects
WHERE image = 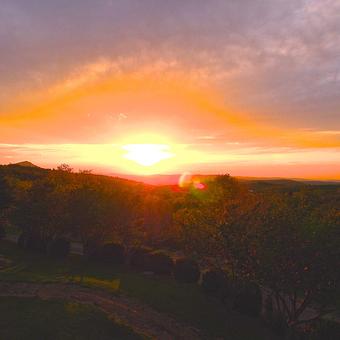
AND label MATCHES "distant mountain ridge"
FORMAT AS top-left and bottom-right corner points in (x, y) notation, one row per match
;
(110, 173), (340, 186)
(1, 161), (339, 186)
(12, 161), (40, 168)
